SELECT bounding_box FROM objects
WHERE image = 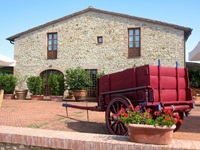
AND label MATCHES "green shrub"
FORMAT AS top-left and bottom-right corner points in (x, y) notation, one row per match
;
(65, 67), (92, 92)
(96, 71), (105, 79)
(48, 73), (65, 96)
(0, 74), (17, 94)
(26, 76), (43, 95)
(188, 69), (200, 88)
